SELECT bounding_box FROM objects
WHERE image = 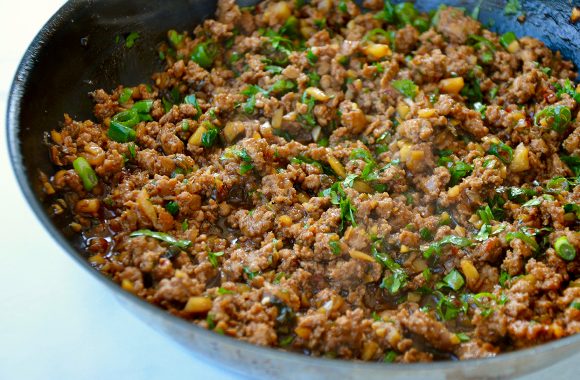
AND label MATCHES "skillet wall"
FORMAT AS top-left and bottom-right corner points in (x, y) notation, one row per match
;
(6, 1), (580, 379)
